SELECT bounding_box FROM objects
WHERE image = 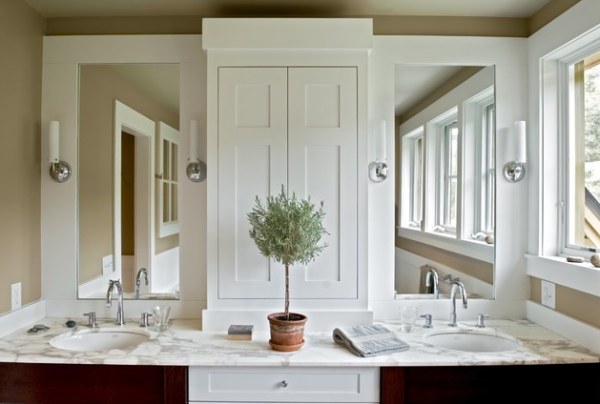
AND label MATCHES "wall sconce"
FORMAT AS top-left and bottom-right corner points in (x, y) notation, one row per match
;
(369, 120), (388, 183)
(186, 120), (207, 182)
(503, 120), (527, 183)
(48, 121), (72, 183)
